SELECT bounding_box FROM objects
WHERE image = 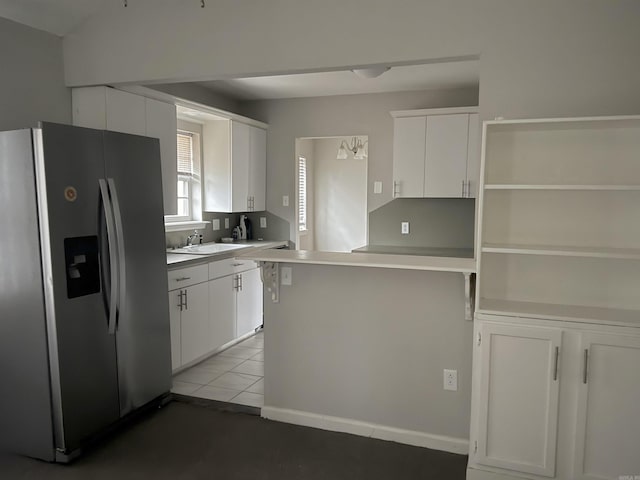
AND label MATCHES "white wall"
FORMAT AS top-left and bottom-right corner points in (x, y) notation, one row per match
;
(265, 264), (472, 441)
(242, 88), (478, 241)
(0, 18), (70, 130)
(313, 137), (367, 252)
(62, 0), (640, 123)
